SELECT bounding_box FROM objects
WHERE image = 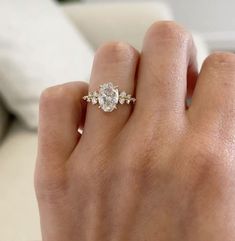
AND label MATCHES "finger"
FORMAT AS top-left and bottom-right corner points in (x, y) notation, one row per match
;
(133, 21), (198, 122)
(81, 42), (139, 145)
(188, 52), (235, 137)
(37, 81), (88, 164)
